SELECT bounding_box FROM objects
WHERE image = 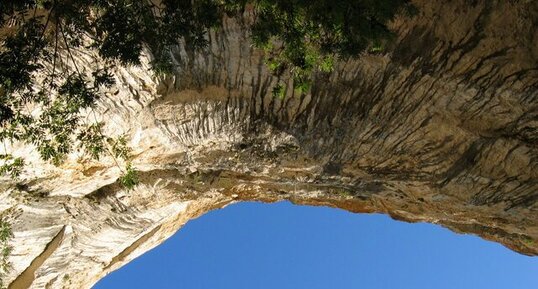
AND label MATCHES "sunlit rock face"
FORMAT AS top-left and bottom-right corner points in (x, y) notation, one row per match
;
(2, 0), (537, 288)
